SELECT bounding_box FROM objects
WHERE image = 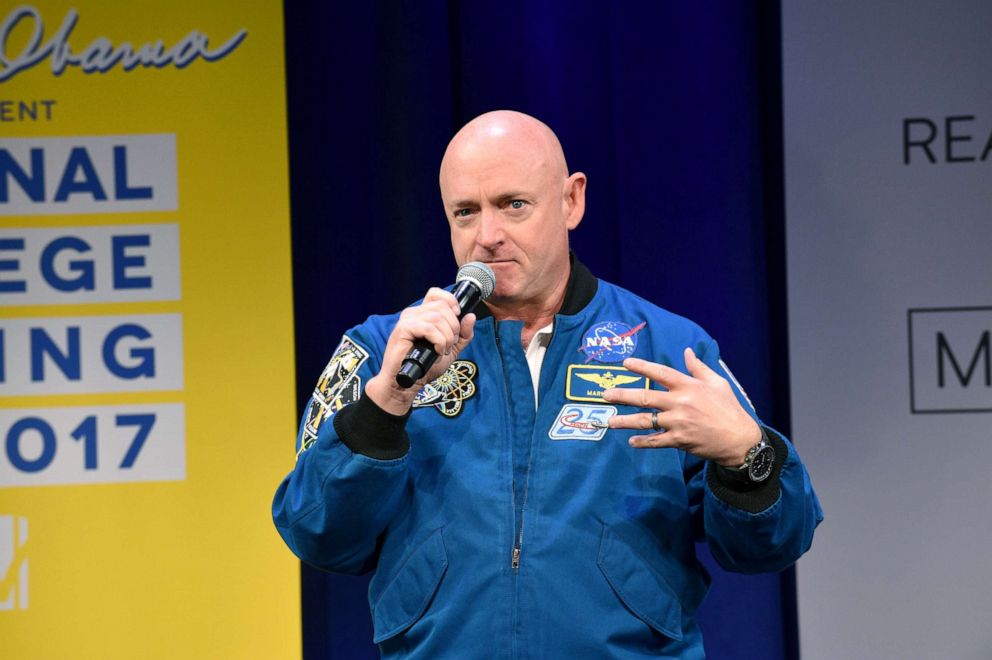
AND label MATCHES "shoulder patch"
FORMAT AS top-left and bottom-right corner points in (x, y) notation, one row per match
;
(413, 360), (478, 418)
(299, 336), (368, 454)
